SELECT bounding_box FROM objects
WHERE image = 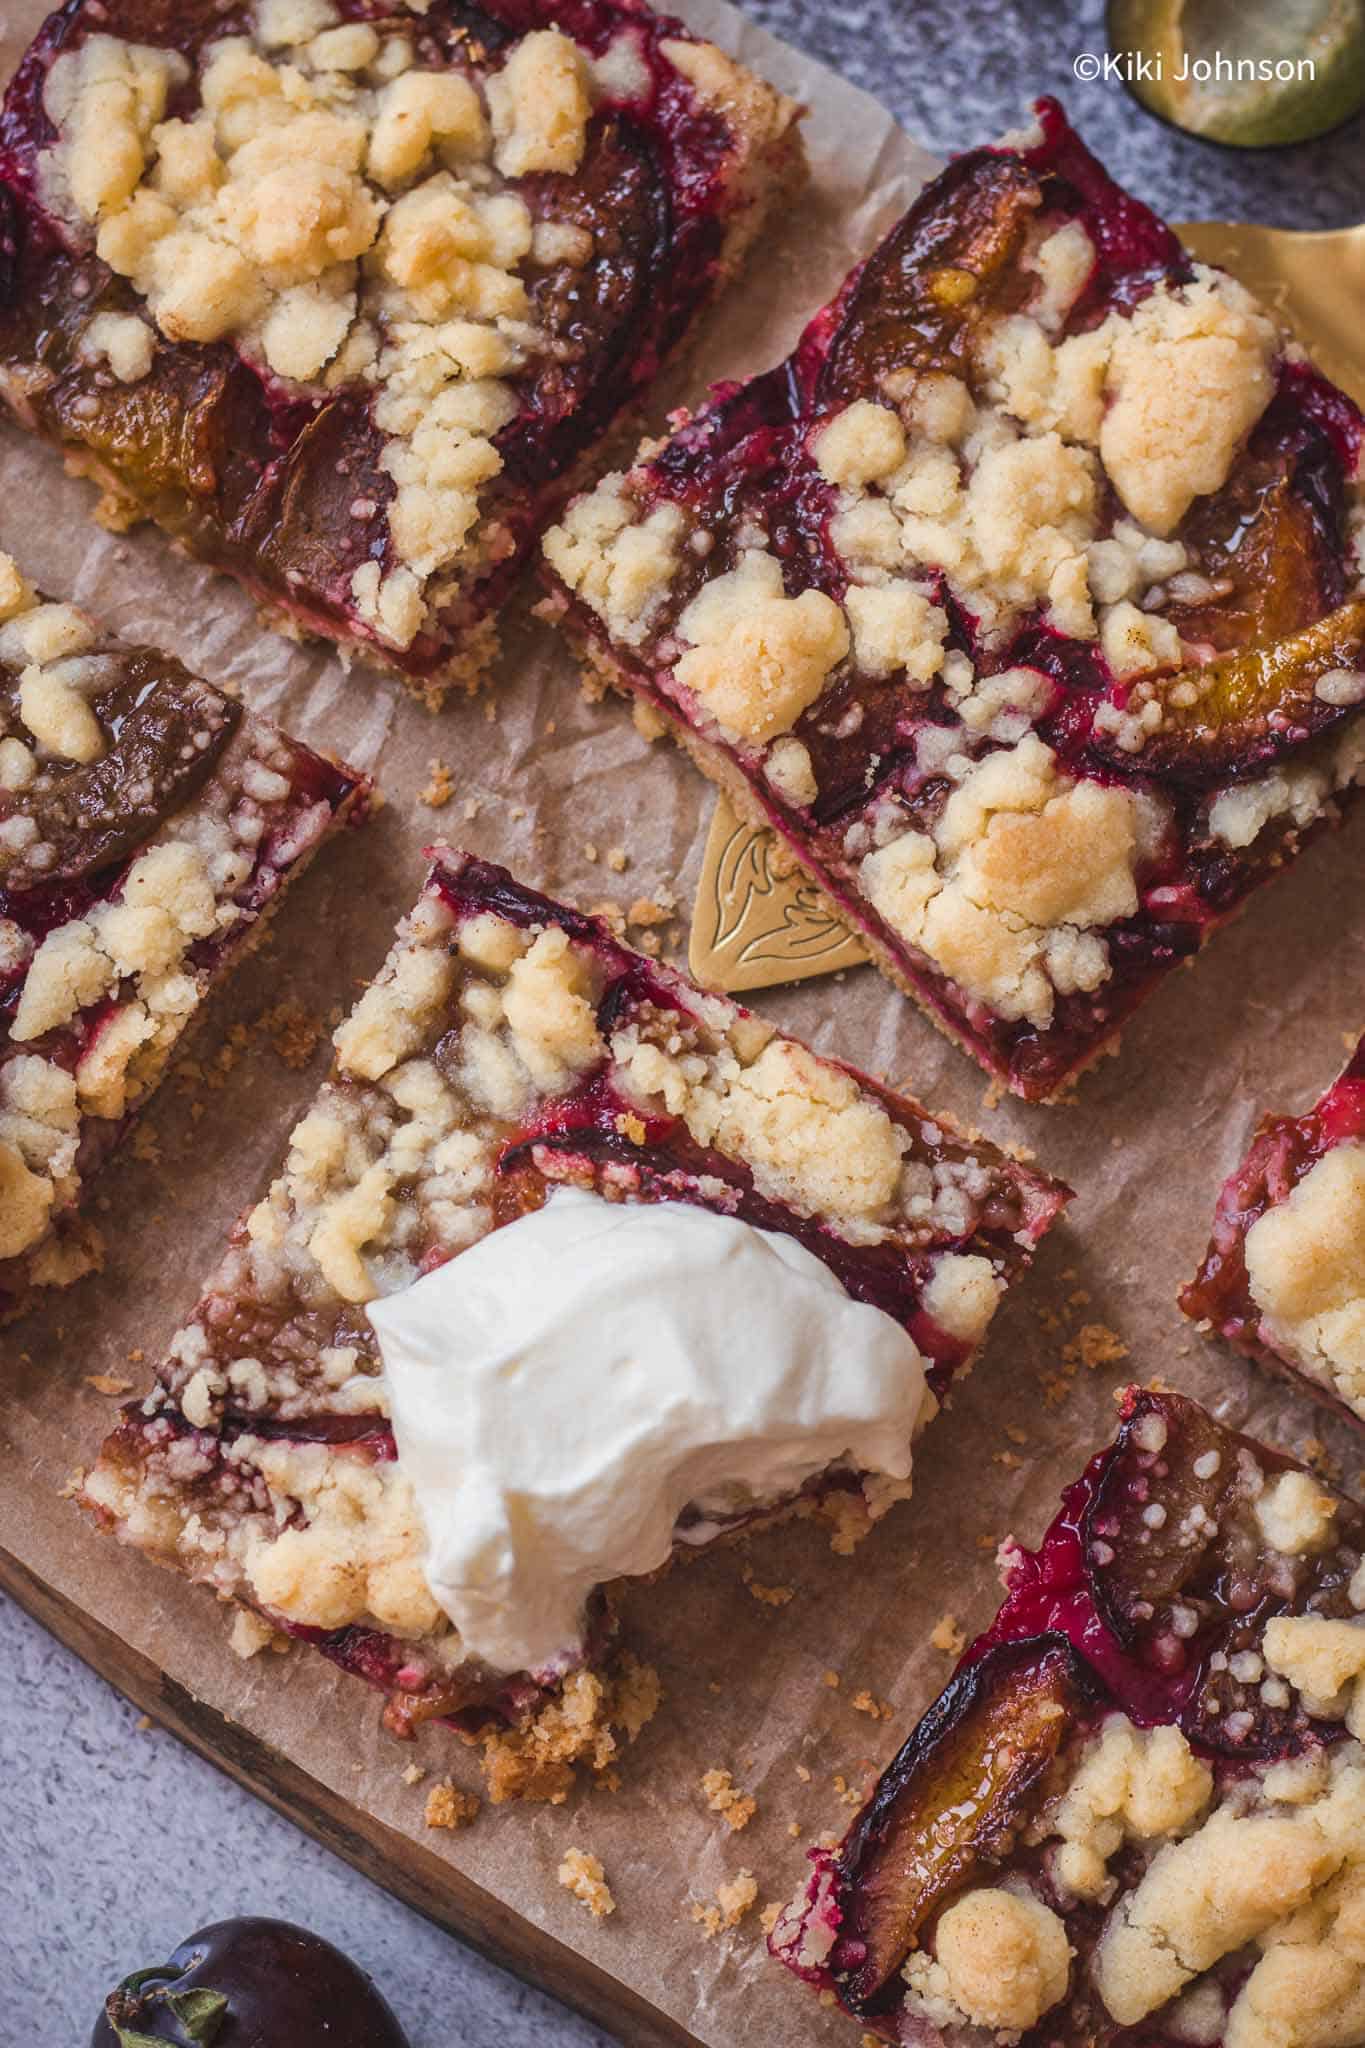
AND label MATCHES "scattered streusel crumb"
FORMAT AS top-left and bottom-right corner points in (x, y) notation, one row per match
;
(700, 1768), (757, 1832)
(135, 1714), (153, 1733)
(480, 1655), (661, 1805)
(583, 842), (599, 862)
(425, 1781), (480, 1831)
(742, 1563), (796, 1607)
(558, 1848), (615, 1919)
(605, 846), (627, 872)
(931, 1614), (967, 1657)
(761, 1901), (783, 1936)
(85, 1373), (132, 1396)
(851, 1689), (892, 1720)
(401, 1762), (427, 1787)
(823, 1669), (841, 1689)
(419, 757), (454, 808)
(1073, 1322), (1129, 1371)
